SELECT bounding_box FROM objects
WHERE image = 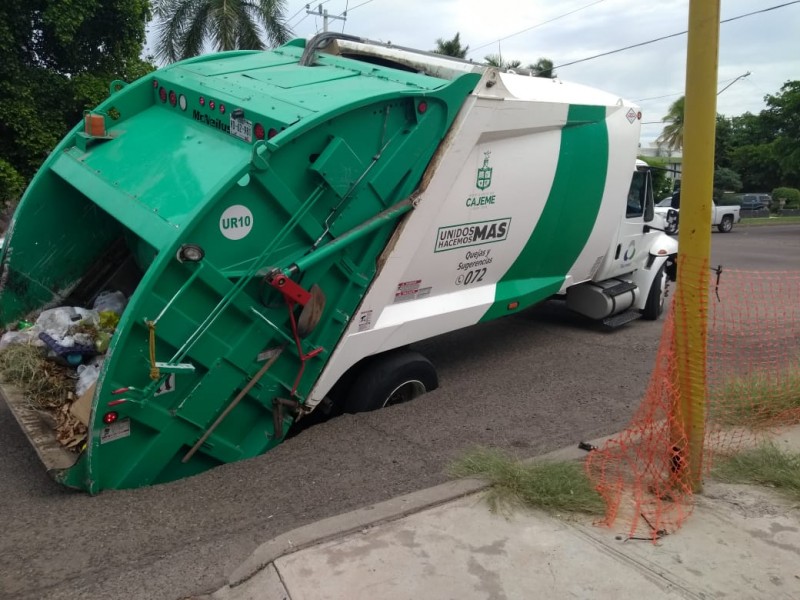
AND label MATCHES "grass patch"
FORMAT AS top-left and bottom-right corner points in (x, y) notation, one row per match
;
(711, 371), (800, 427)
(712, 443), (800, 502)
(740, 216), (800, 226)
(450, 447), (604, 516)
